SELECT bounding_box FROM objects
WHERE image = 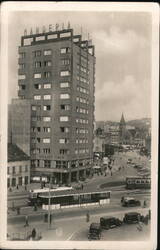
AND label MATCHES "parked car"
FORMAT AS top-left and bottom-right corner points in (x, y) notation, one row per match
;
(121, 197), (141, 207)
(100, 216), (122, 230)
(123, 212), (144, 224)
(88, 223), (101, 240)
